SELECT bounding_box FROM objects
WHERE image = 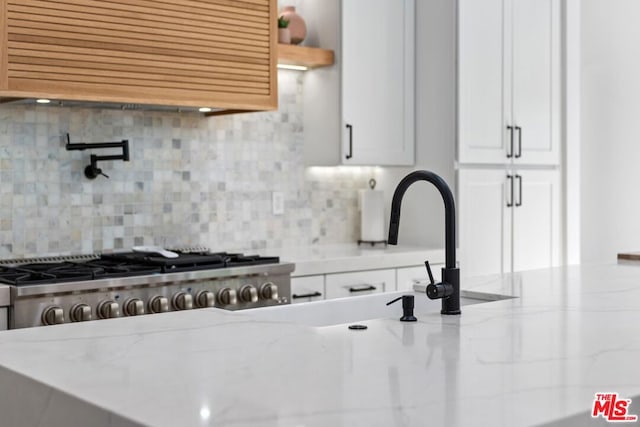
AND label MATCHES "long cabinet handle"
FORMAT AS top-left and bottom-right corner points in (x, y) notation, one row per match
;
(515, 126), (522, 158)
(506, 125), (514, 158)
(292, 291), (322, 299)
(515, 174), (522, 207)
(506, 174), (514, 207)
(349, 284), (377, 293)
(345, 124), (353, 160)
